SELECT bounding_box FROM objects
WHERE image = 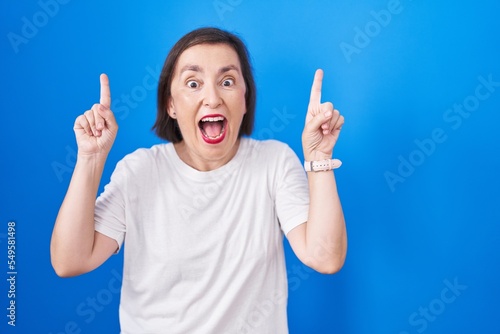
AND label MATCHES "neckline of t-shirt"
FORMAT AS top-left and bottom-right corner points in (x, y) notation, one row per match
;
(166, 137), (253, 181)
